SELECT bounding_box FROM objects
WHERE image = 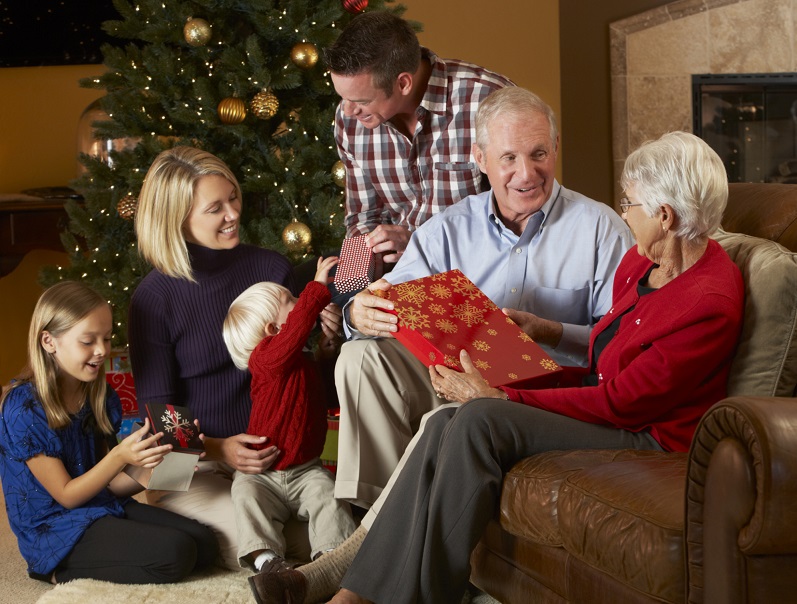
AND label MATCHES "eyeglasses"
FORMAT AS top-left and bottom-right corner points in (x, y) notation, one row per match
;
(619, 198), (643, 213)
